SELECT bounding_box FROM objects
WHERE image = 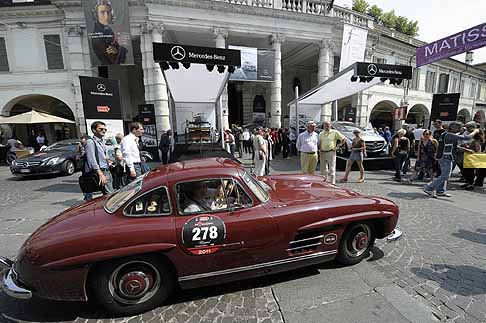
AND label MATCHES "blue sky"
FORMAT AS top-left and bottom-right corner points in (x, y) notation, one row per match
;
(367, 0), (486, 64)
